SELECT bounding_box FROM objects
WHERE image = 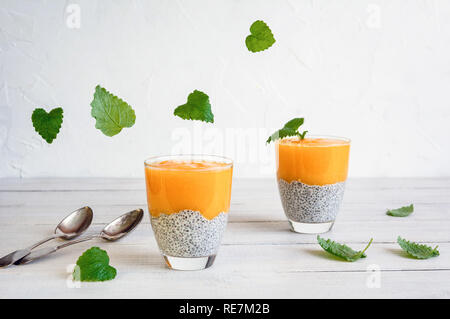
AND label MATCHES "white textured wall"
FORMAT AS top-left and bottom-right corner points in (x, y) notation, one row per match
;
(0, 0), (449, 178)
